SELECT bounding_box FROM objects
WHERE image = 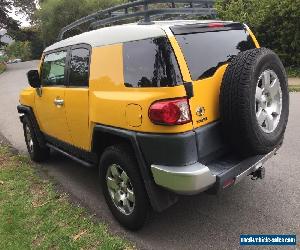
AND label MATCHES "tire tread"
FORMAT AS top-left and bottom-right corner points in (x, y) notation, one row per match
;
(220, 48), (289, 155)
